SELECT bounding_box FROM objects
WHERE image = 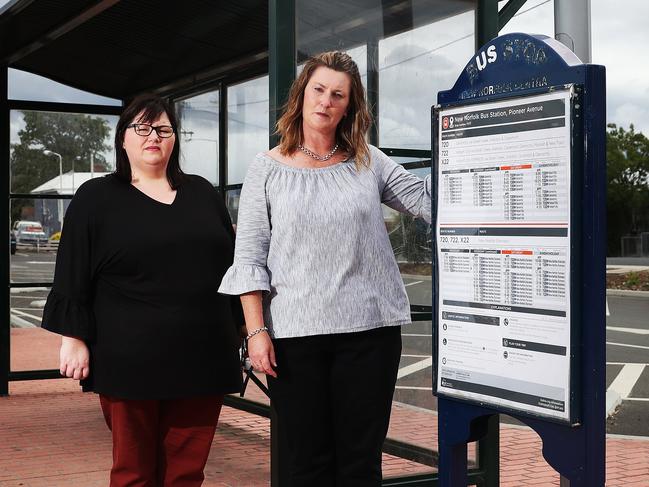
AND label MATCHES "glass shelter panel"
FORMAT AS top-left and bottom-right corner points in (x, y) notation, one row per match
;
(227, 76), (269, 185)
(498, 0), (555, 37)
(176, 90), (220, 185)
(10, 301), (60, 373)
(383, 169), (432, 307)
(9, 203), (67, 373)
(225, 188), (241, 225)
(8, 68), (121, 106)
(10, 110), (118, 194)
(379, 9), (475, 149)
(10, 198), (68, 284)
